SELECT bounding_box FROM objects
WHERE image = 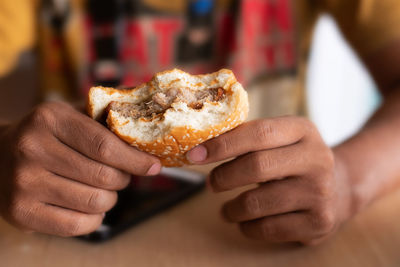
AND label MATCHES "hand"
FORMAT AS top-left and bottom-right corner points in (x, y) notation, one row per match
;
(0, 102), (161, 236)
(187, 117), (352, 245)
